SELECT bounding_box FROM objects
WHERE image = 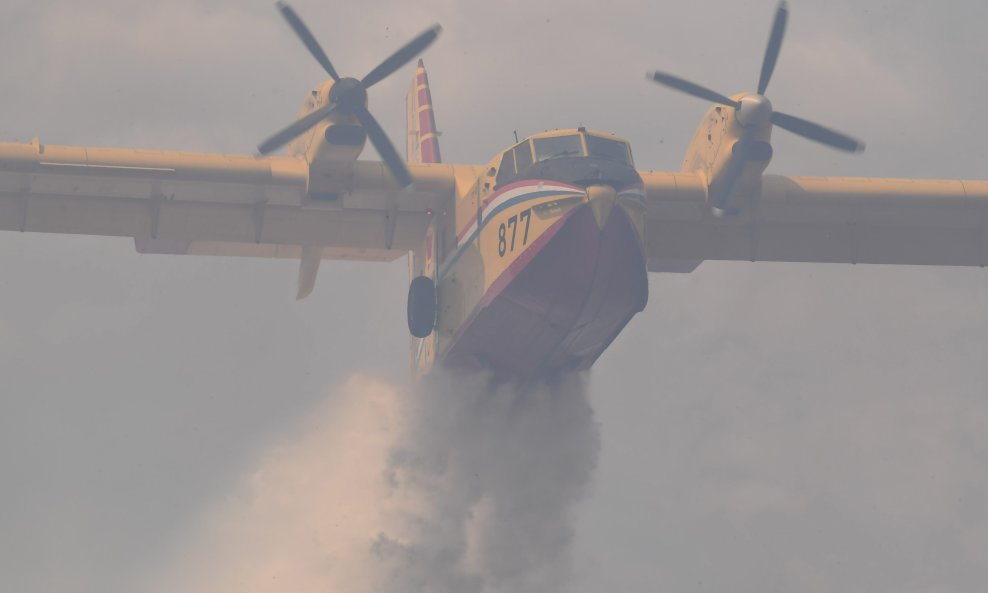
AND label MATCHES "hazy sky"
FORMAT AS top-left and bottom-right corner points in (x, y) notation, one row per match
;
(2, 1), (988, 592)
